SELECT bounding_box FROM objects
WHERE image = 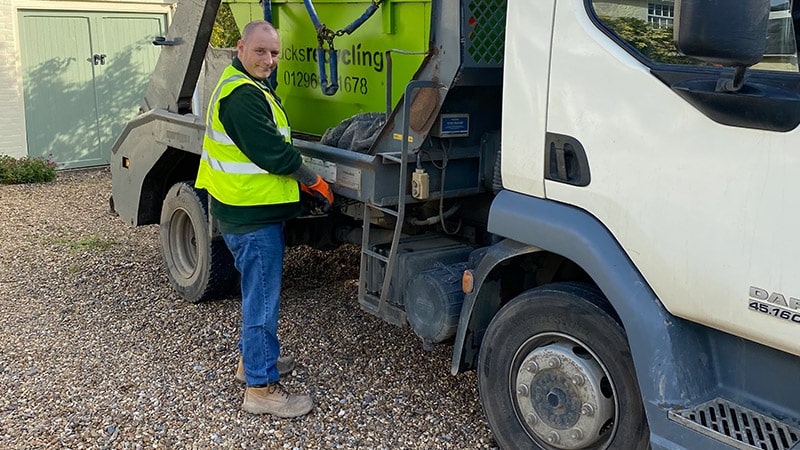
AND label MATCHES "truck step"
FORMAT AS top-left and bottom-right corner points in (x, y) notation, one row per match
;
(359, 292), (407, 327)
(365, 202), (399, 218)
(668, 397), (800, 450)
(380, 152), (404, 164)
